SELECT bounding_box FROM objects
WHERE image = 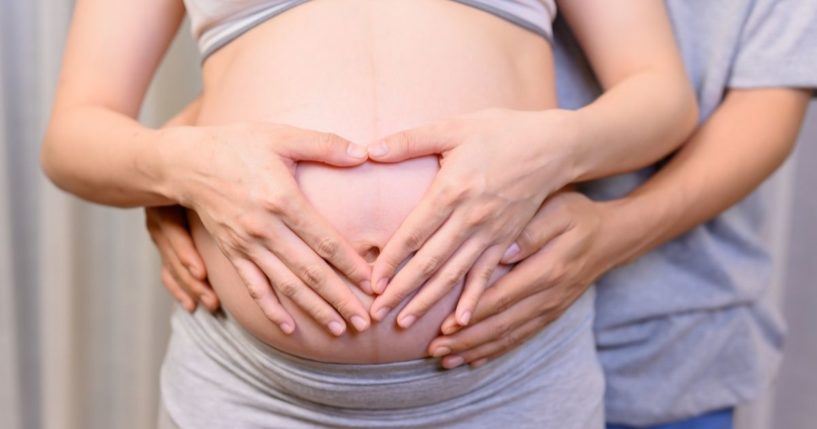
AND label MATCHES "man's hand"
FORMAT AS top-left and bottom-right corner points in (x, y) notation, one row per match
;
(427, 191), (616, 368)
(146, 205), (218, 313)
